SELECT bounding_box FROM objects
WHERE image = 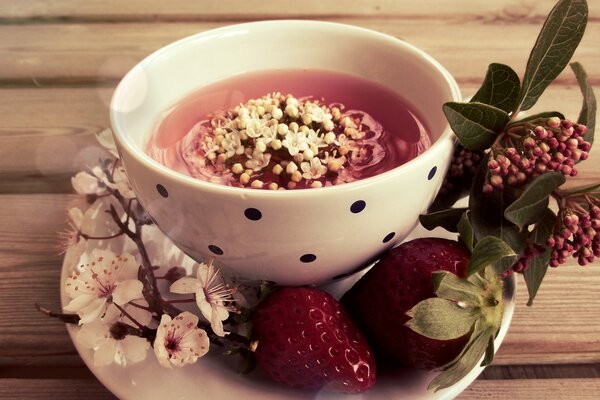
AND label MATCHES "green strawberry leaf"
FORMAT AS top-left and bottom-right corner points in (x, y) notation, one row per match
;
(510, 111), (565, 125)
(429, 327), (492, 392)
(482, 335), (496, 367)
(523, 247), (552, 306)
(432, 270), (483, 306)
(443, 102), (510, 150)
(504, 172), (566, 231)
(420, 207), (467, 233)
(471, 63), (521, 113)
(514, 0), (588, 112)
(405, 298), (478, 341)
(457, 211), (474, 251)
(468, 236), (517, 276)
(571, 61), (596, 146)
